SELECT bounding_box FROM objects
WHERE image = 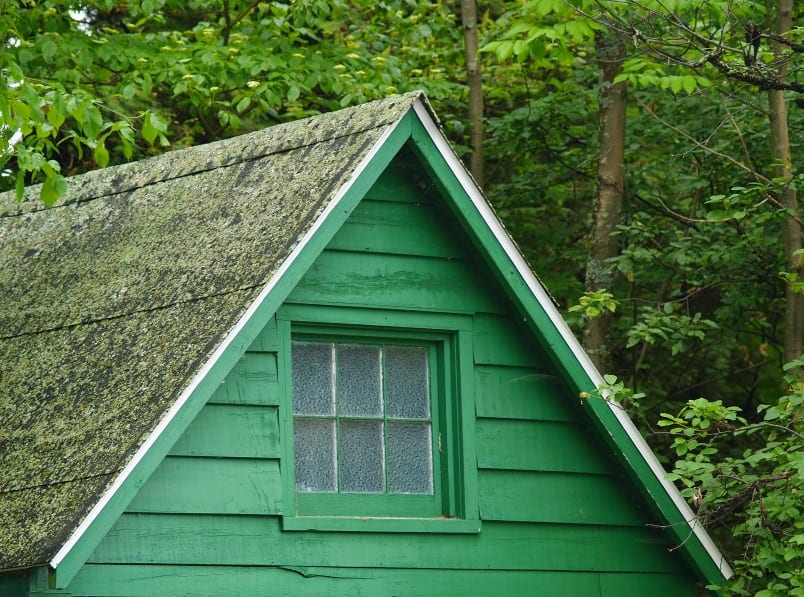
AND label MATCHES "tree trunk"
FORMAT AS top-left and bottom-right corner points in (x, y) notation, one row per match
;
(768, 0), (803, 364)
(584, 30), (628, 372)
(461, 0), (484, 186)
